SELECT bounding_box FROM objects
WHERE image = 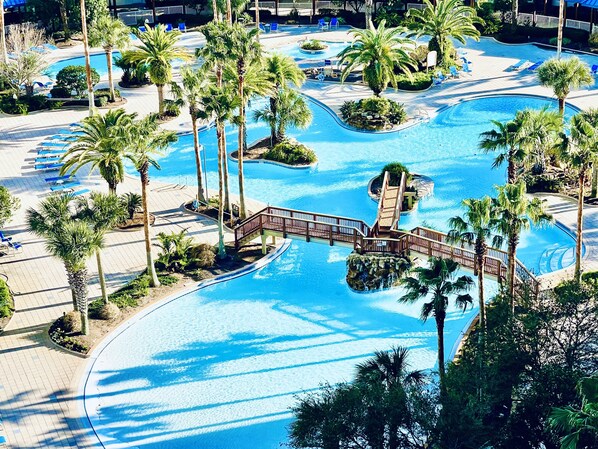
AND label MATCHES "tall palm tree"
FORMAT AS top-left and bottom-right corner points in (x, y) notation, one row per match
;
(549, 375), (598, 449)
(516, 107), (563, 175)
(75, 192), (127, 305)
(80, 0), (95, 116)
(125, 115), (178, 287)
(60, 109), (135, 194)
(337, 20), (415, 97)
(492, 182), (552, 307)
(537, 57), (594, 116)
(399, 257), (474, 390)
(407, 0), (482, 66)
(26, 195), (78, 311)
(479, 119), (526, 184)
(447, 196), (496, 331)
(170, 66), (209, 203)
(254, 88), (313, 146)
(558, 110), (598, 283)
(128, 25), (192, 114)
(201, 85), (240, 258)
(88, 15), (131, 103)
